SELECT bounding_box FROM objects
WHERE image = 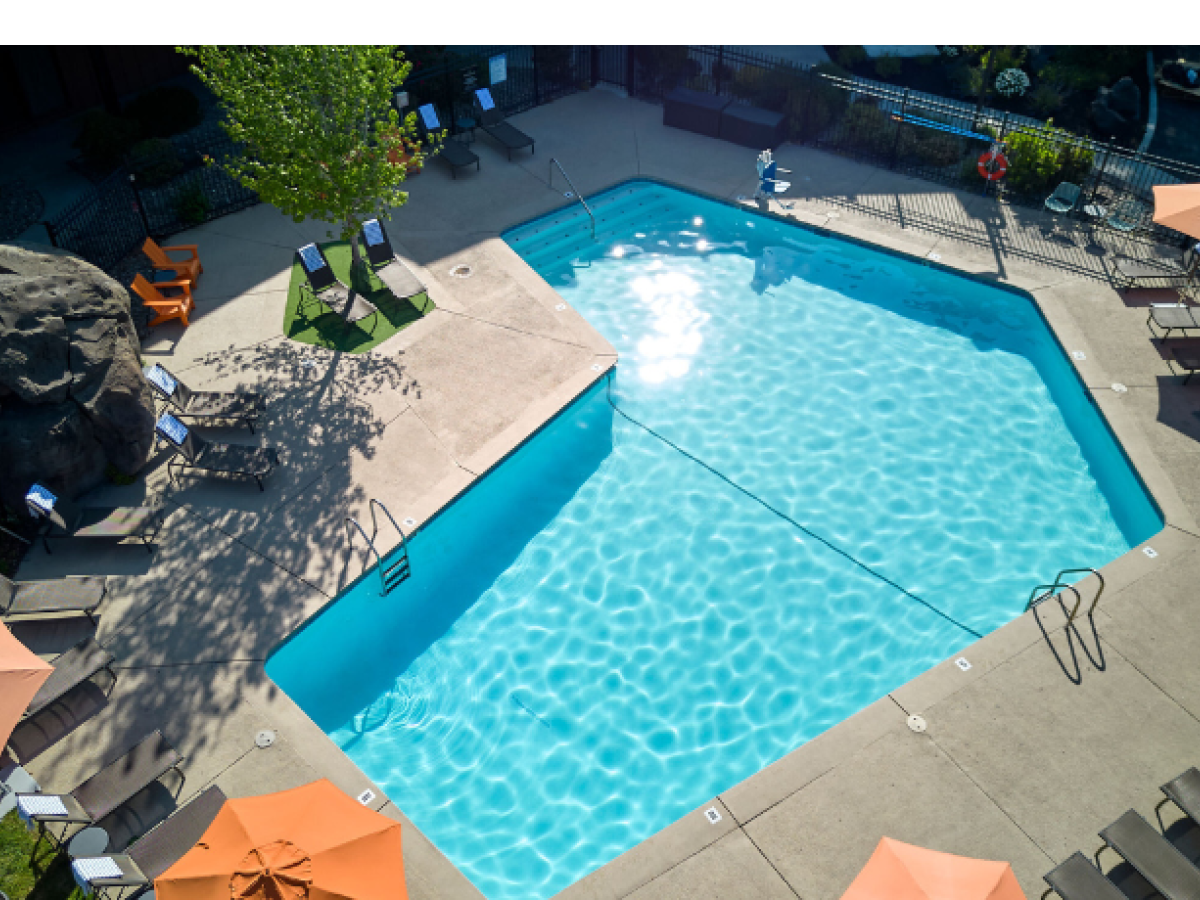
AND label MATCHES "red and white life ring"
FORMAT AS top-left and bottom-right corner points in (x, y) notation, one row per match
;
(977, 150), (1008, 181)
